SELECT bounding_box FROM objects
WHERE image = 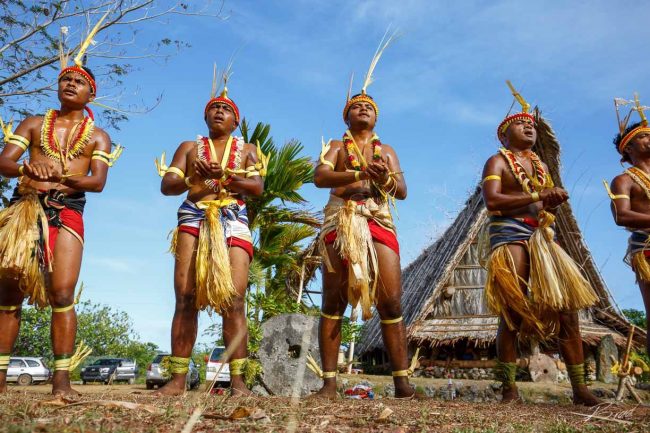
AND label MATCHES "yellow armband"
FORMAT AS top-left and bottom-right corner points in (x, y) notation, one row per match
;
(8, 135), (29, 151)
(320, 159), (335, 170)
(254, 141), (269, 177)
(0, 117), (29, 150)
(603, 180), (629, 200)
(482, 175), (501, 184)
(92, 145), (124, 167)
(92, 150), (111, 165)
(319, 137), (335, 170)
(166, 166), (185, 179)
